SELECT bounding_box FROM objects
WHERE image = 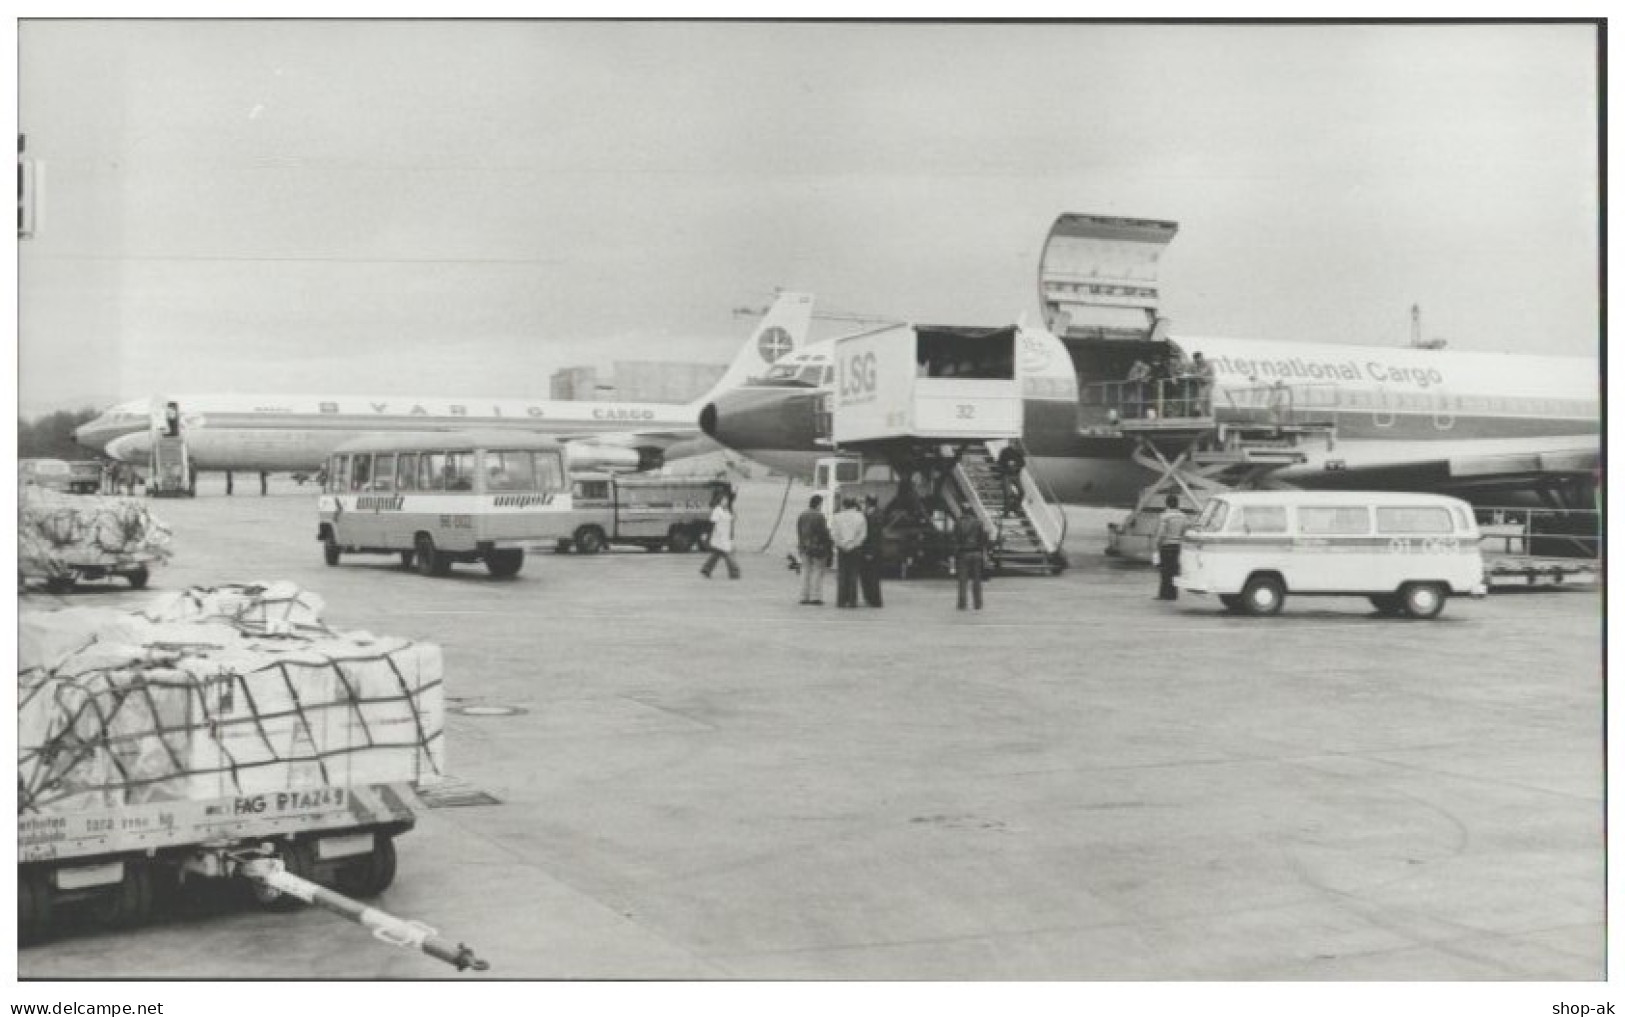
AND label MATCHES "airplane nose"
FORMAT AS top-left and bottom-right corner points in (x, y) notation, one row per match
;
(698, 388), (807, 452)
